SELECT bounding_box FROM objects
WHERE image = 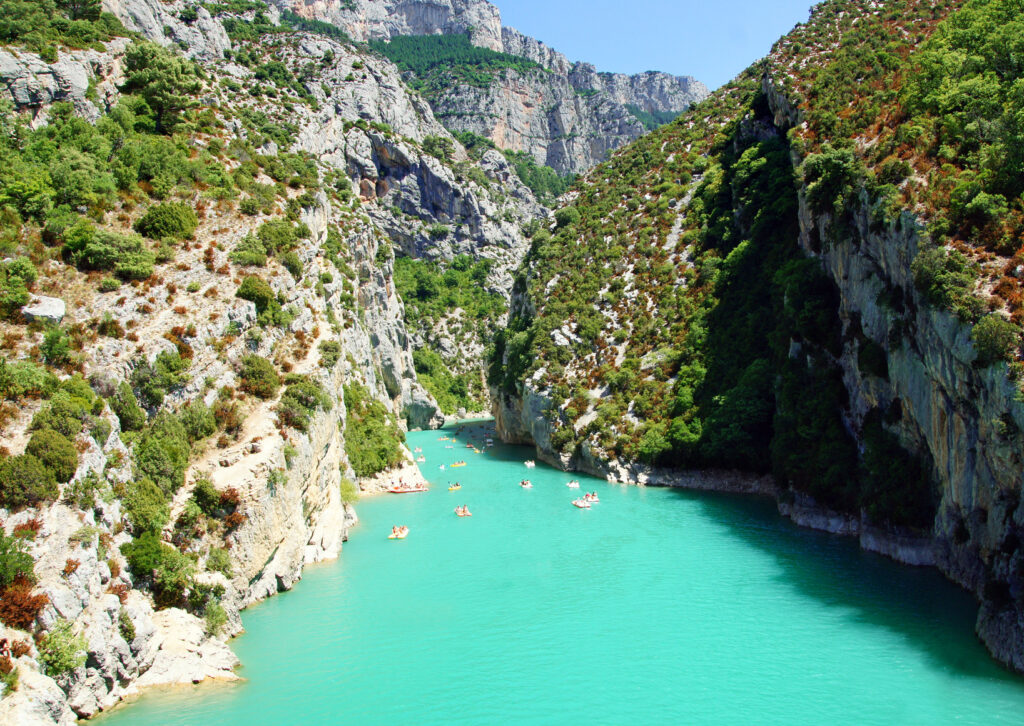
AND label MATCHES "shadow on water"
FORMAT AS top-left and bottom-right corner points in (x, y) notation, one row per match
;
(669, 486), (1021, 683)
